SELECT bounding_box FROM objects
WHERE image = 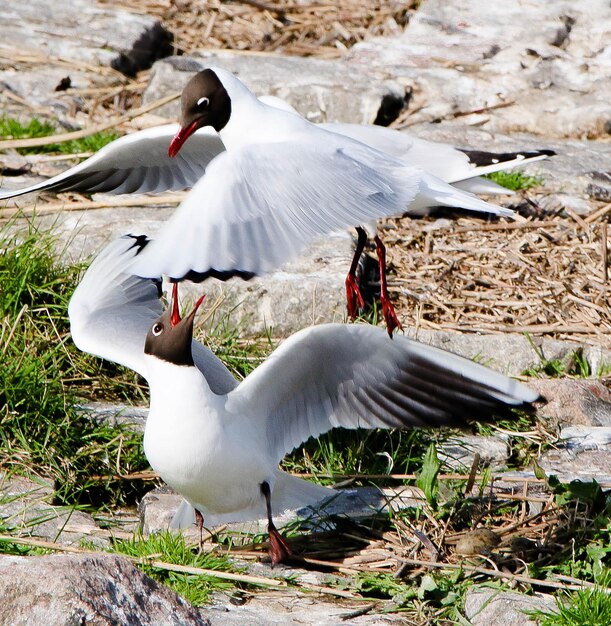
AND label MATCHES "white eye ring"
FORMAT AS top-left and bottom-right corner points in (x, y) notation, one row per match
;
(152, 323), (163, 337)
(197, 97), (209, 108)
